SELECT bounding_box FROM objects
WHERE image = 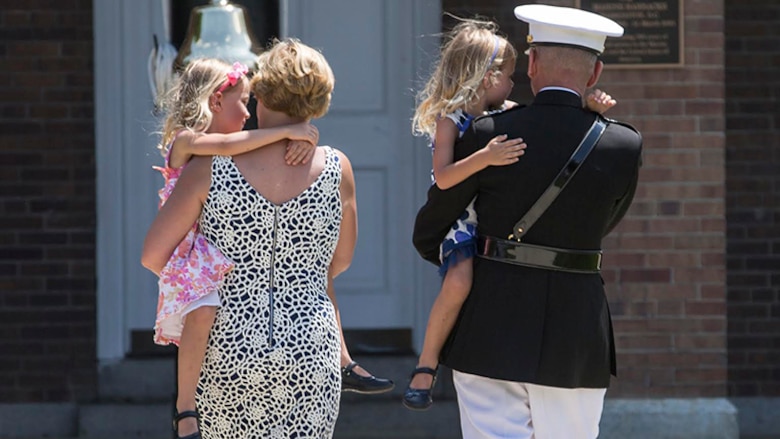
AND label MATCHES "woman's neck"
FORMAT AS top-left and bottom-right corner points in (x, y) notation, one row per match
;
(257, 110), (307, 129)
